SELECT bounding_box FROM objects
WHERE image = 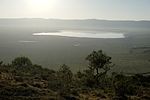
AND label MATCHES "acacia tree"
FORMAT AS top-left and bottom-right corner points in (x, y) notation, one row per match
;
(86, 50), (113, 85)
